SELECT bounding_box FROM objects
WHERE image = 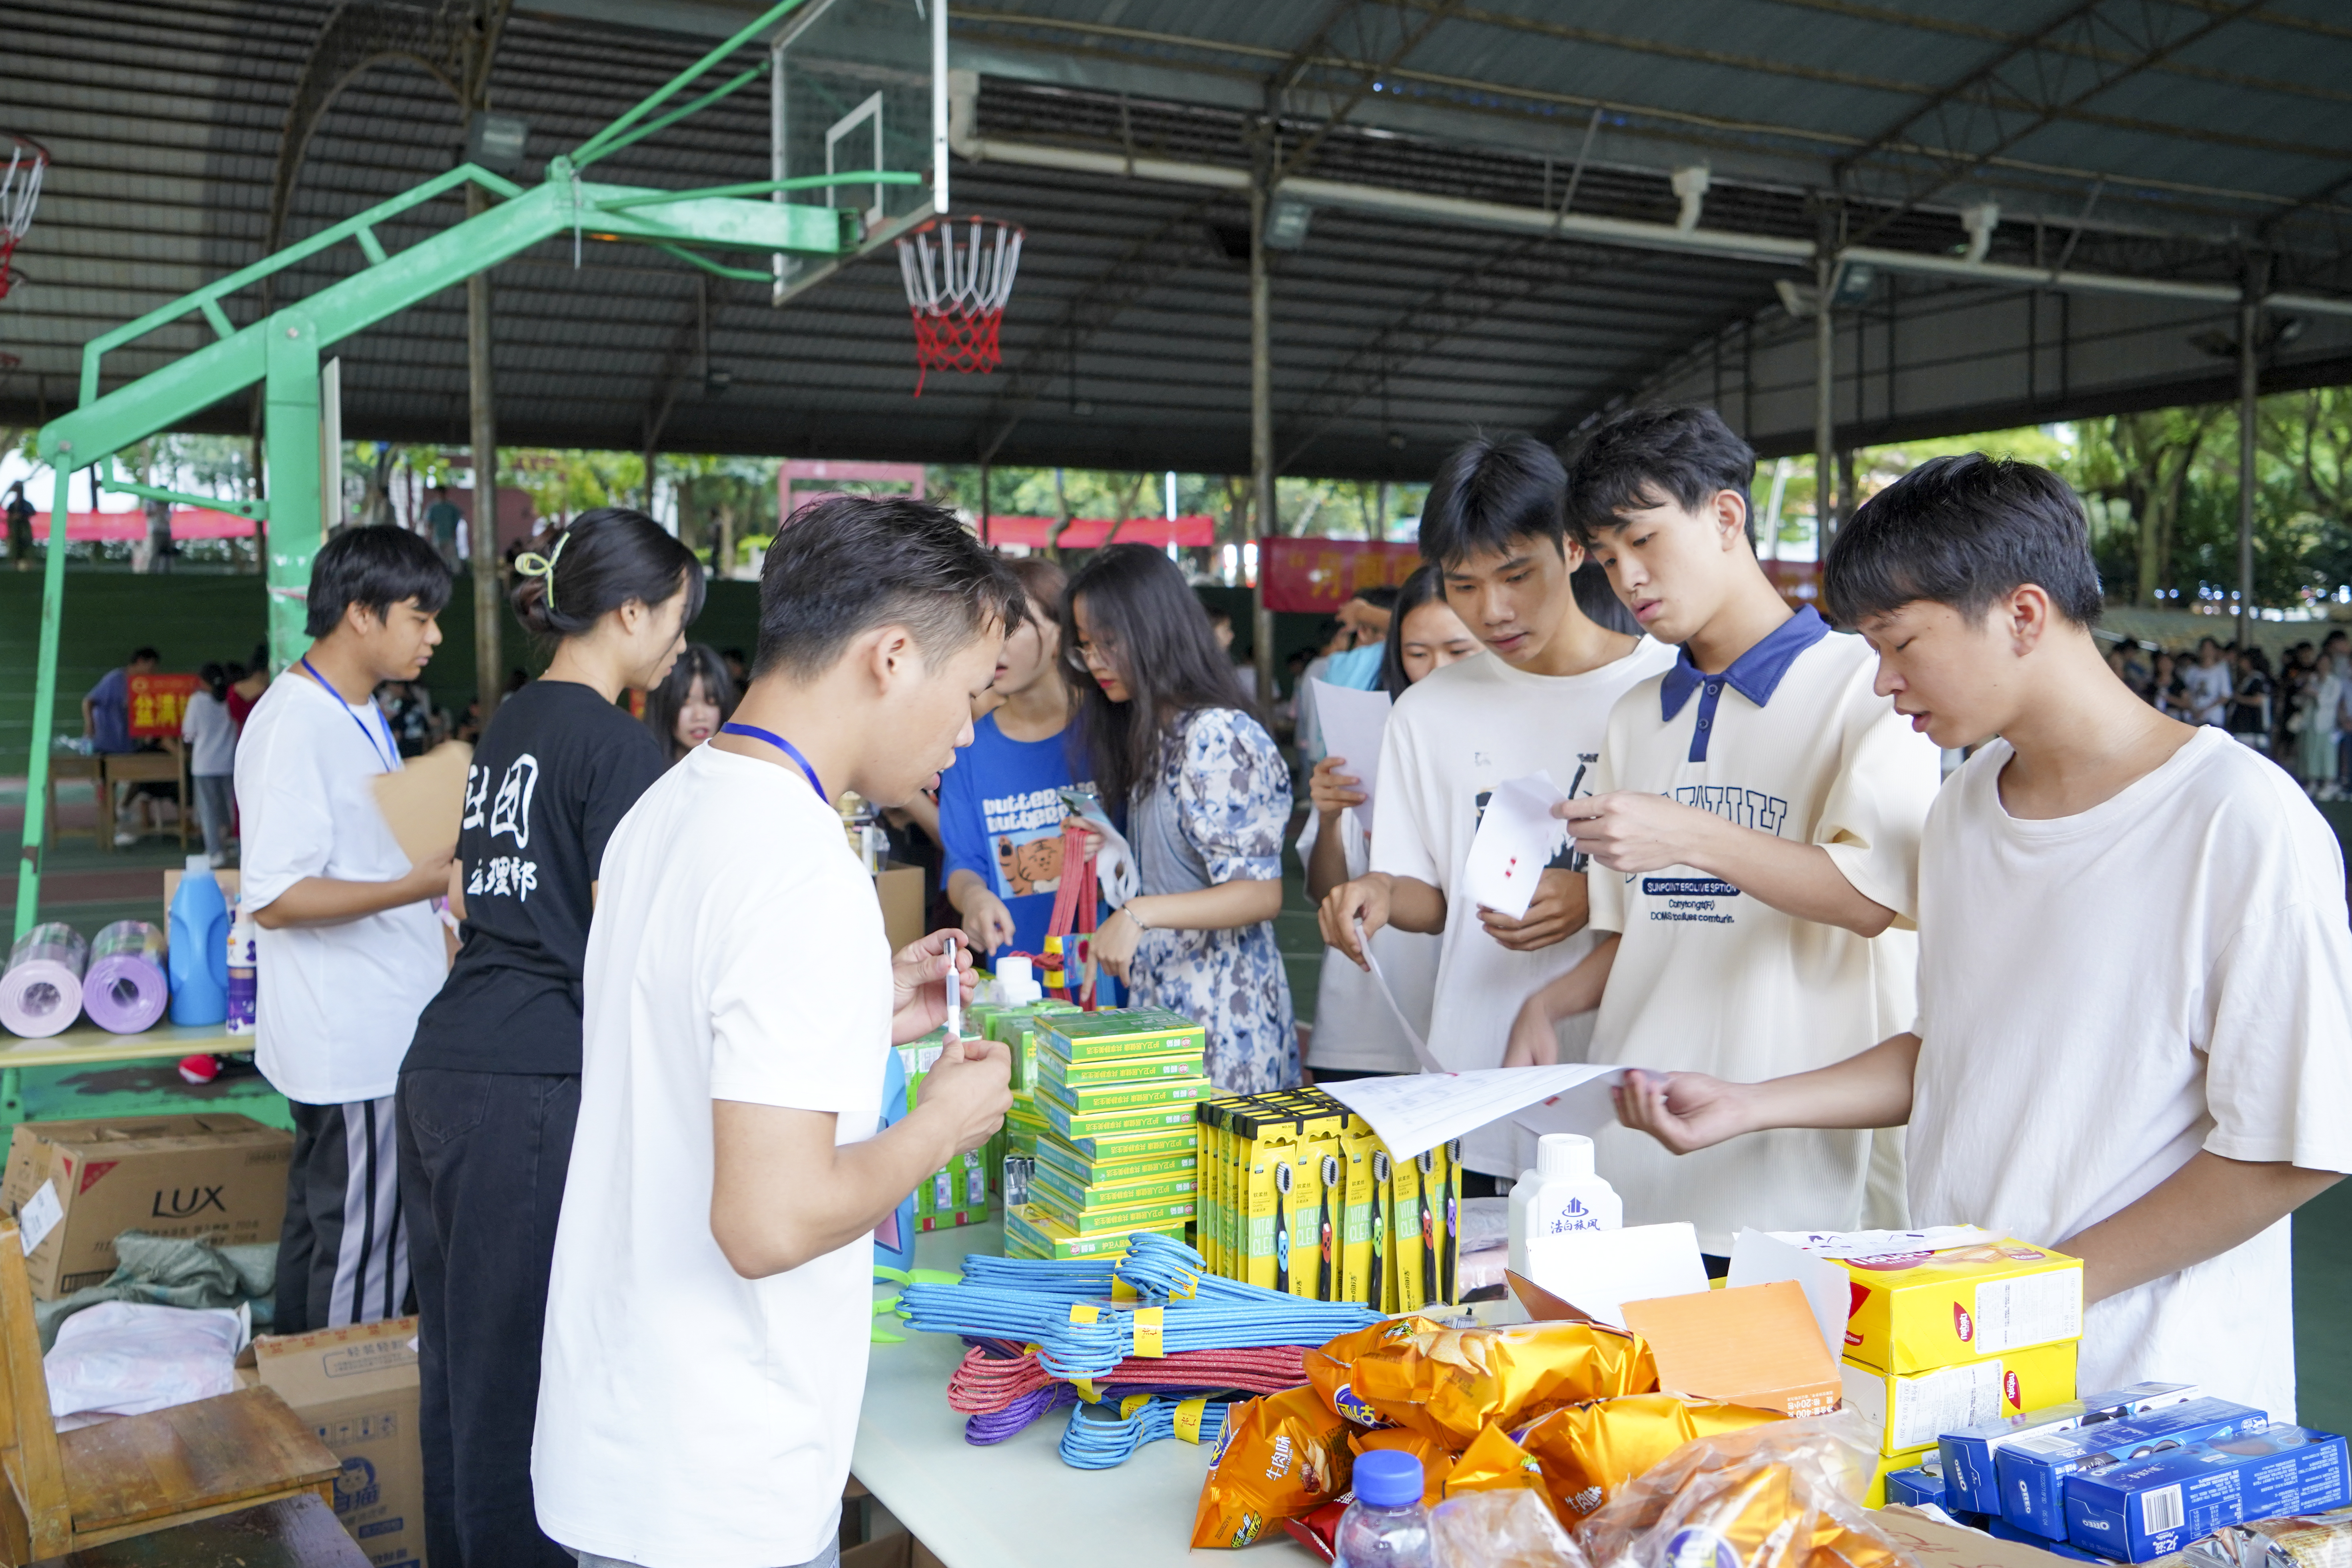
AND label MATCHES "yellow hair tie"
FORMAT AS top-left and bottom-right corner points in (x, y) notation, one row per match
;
(513, 530), (571, 610)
